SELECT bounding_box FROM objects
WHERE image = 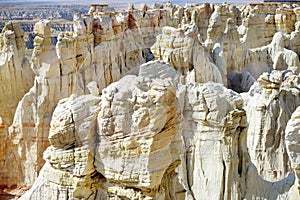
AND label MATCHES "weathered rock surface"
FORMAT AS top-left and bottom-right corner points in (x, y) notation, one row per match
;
(286, 106), (300, 198)
(0, 22), (34, 188)
(151, 25), (222, 84)
(20, 94), (101, 200)
(21, 63), (300, 200)
(243, 70), (300, 182)
(1, 1), (300, 200)
(2, 4), (179, 188)
(0, 4), (87, 50)
(239, 2), (299, 49)
(178, 82), (248, 200)
(19, 61), (182, 200)
(95, 61), (181, 199)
